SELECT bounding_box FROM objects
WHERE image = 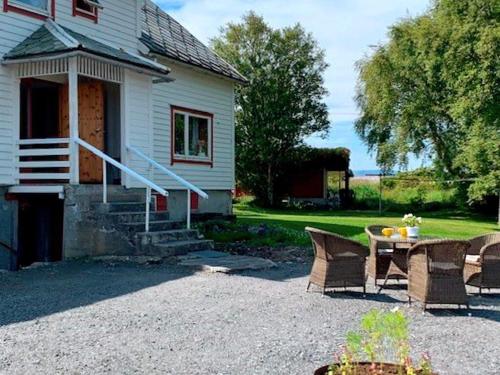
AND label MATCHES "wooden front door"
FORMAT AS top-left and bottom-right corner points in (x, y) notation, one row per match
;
(59, 78), (105, 183)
